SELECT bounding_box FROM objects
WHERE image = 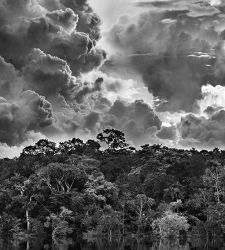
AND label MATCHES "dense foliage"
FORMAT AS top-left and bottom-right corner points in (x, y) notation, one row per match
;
(1, 129), (225, 241)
